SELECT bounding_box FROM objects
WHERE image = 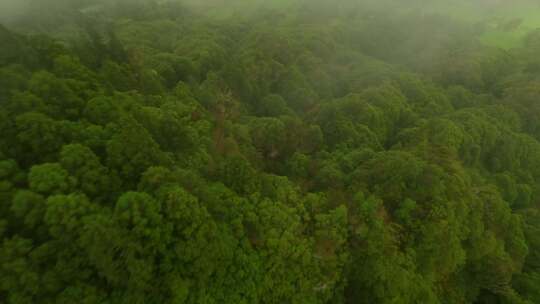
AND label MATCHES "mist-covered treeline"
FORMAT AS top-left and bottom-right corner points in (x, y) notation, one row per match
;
(1, 0), (540, 303)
